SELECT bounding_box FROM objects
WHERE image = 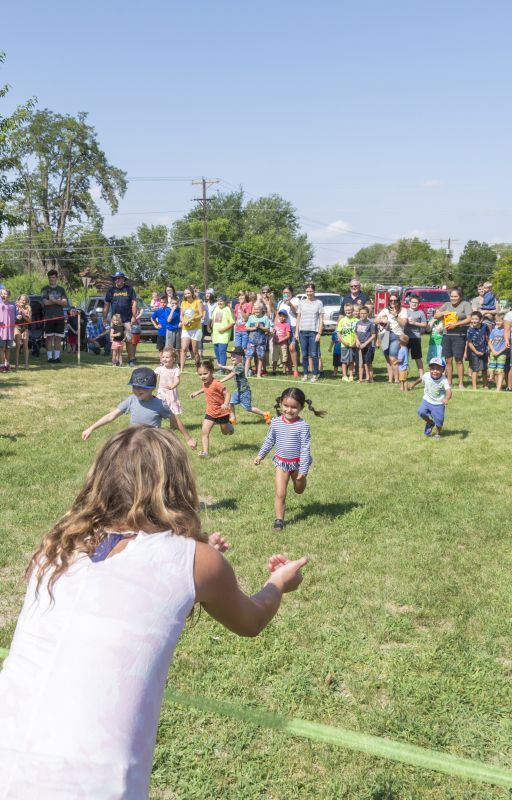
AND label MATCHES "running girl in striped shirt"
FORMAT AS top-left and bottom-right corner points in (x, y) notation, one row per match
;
(254, 388), (325, 530)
